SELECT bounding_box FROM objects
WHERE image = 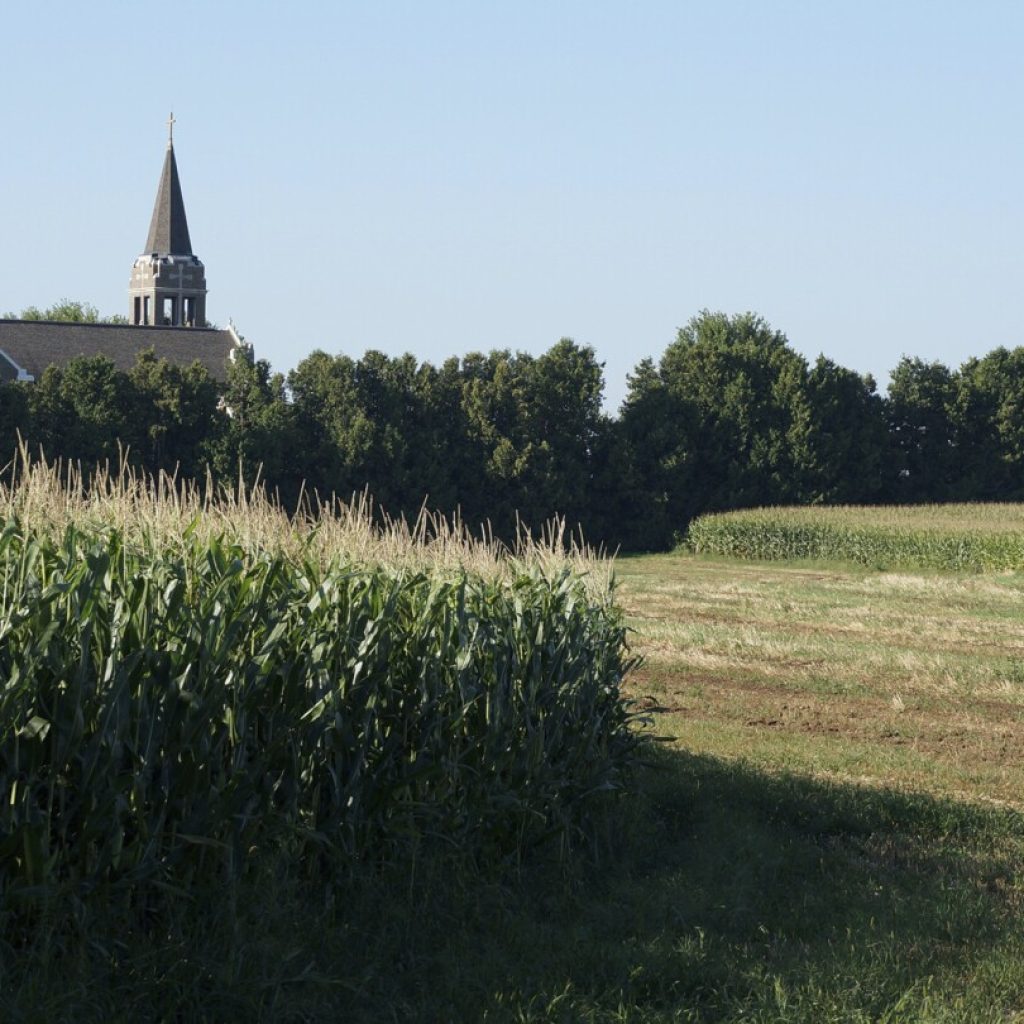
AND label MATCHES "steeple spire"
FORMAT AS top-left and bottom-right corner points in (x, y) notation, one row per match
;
(129, 119), (207, 328)
(144, 117), (193, 256)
